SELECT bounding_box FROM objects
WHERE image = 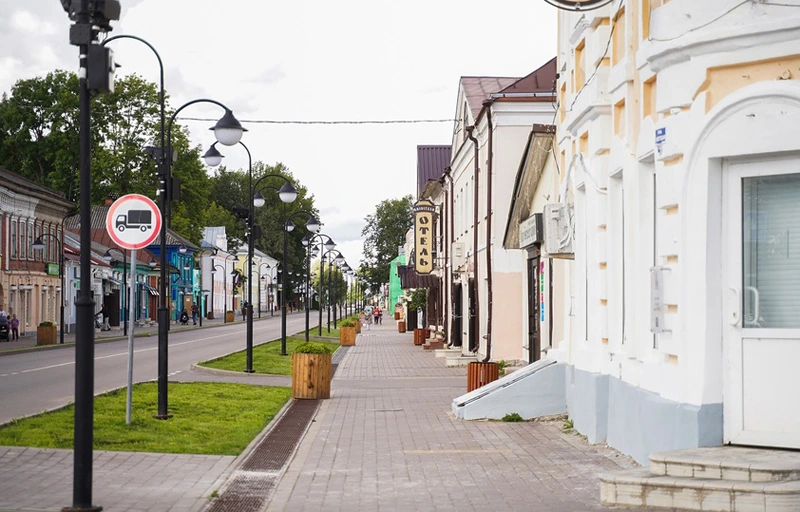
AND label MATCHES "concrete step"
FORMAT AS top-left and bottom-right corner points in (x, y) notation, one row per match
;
(651, 447), (800, 482)
(445, 355), (478, 367)
(434, 348), (462, 358)
(600, 467), (800, 511)
(423, 340), (445, 350)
